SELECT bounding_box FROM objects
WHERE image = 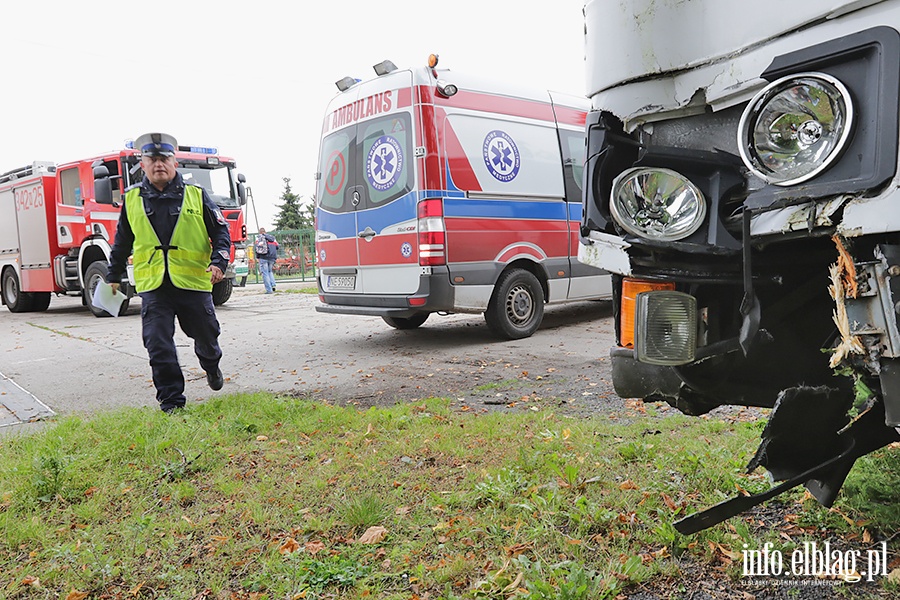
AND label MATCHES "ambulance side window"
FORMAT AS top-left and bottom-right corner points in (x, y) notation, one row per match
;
(317, 130), (352, 213)
(358, 114), (413, 208)
(559, 129), (585, 204)
(59, 167), (83, 207)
